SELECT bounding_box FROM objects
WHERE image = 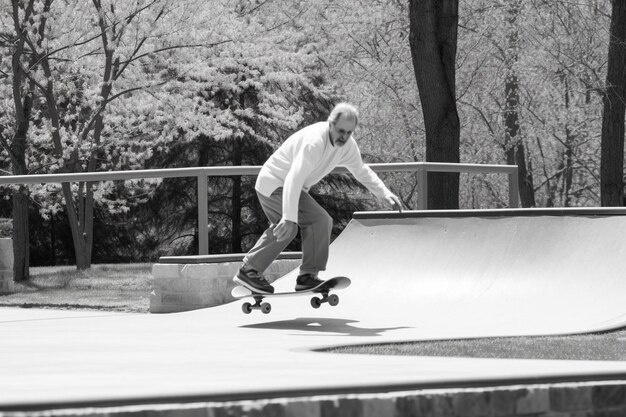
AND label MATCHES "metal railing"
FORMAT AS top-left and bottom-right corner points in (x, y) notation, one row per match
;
(0, 162), (519, 255)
